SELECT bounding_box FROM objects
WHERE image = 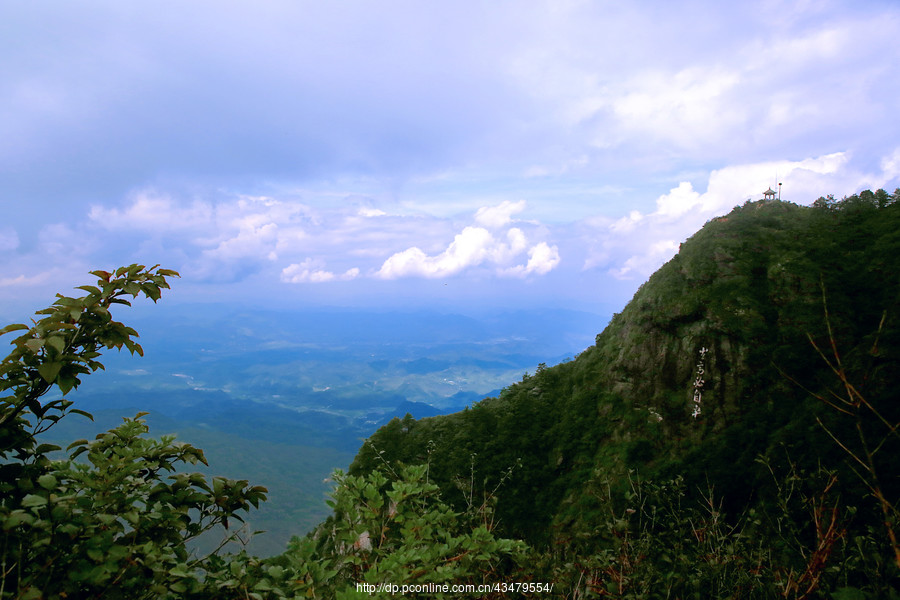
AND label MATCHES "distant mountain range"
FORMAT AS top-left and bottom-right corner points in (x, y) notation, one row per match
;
(43, 305), (606, 555)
